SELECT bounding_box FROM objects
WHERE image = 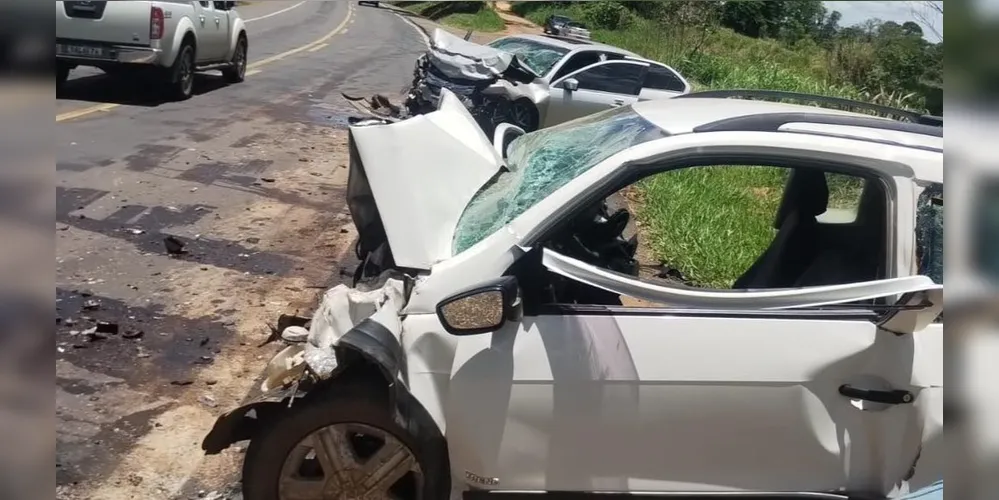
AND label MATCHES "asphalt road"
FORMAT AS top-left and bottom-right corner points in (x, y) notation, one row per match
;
(55, 2), (427, 498)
